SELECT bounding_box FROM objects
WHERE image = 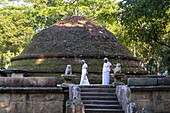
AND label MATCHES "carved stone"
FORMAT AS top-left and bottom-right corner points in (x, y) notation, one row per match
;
(66, 85), (85, 113)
